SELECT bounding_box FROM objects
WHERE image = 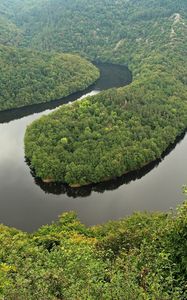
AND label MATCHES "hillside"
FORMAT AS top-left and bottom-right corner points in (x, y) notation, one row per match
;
(4, 0), (187, 62)
(24, 0), (187, 186)
(0, 45), (99, 111)
(0, 1), (187, 298)
(0, 1), (100, 111)
(0, 197), (187, 299)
